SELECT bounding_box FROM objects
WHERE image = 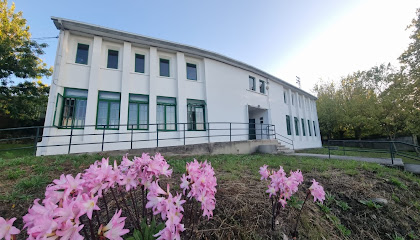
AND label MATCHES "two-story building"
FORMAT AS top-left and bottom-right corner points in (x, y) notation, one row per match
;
(37, 17), (322, 156)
